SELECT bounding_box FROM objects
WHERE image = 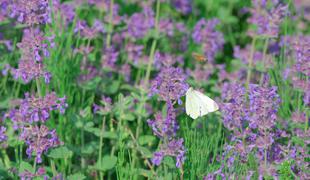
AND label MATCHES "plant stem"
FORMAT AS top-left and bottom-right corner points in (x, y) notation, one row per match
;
(246, 37), (257, 88)
(98, 116), (106, 180)
(259, 38), (270, 85)
(144, 0), (161, 86)
(36, 79), (42, 97)
(106, 0), (114, 48)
